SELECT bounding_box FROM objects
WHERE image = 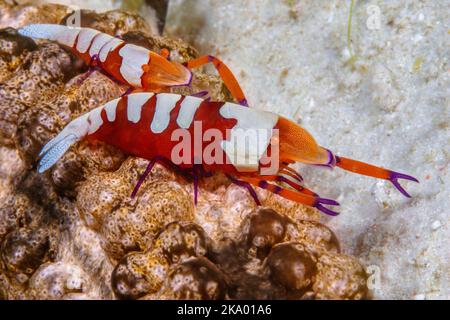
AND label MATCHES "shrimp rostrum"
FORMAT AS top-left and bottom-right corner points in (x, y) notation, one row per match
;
(18, 24), (248, 105)
(37, 93), (418, 216)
